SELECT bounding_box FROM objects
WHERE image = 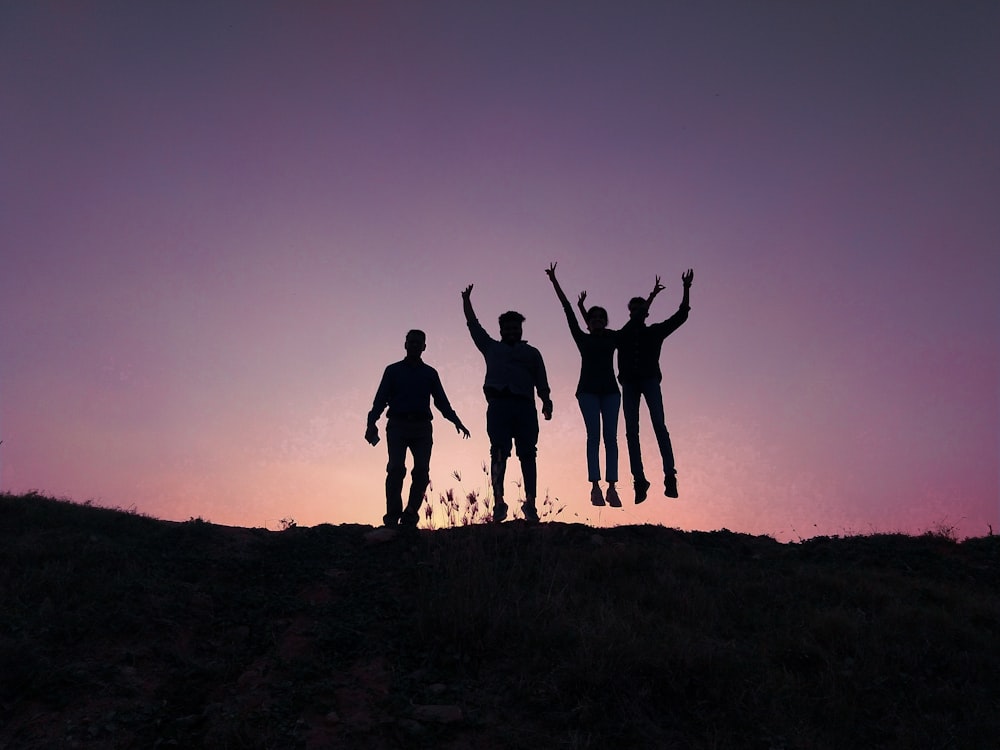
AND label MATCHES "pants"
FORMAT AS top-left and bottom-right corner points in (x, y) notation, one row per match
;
(621, 377), (675, 483)
(576, 391), (620, 482)
(486, 396), (539, 504)
(384, 419), (433, 525)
